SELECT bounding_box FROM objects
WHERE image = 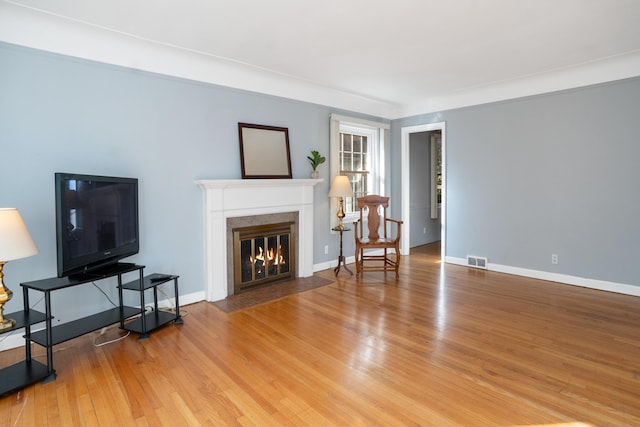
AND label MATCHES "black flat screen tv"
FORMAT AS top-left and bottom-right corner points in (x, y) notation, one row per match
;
(55, 173), (139, 278)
